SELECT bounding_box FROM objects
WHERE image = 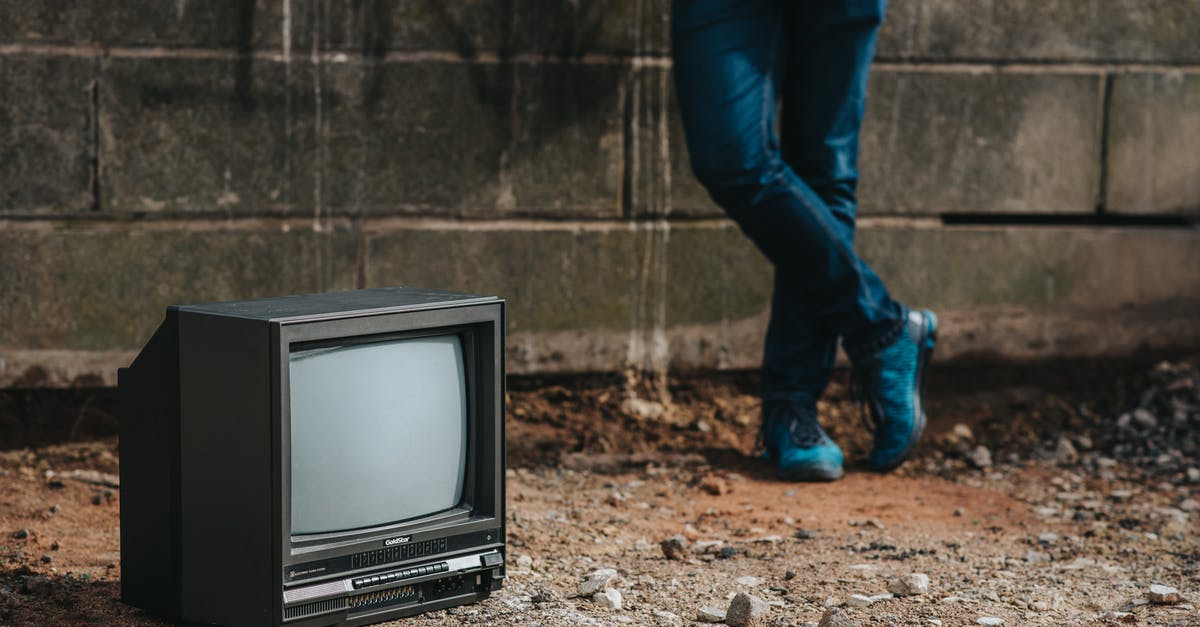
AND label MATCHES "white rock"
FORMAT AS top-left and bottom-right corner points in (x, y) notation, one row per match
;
(653, 609), (680, 623)
(726, 592), (770, 627)
(592, 588), (622, 610)
(578, 568), (619, 596)
(1037, 532), (1058, 544)
(696, 606), (726, 623)
(1187, 467), (1200, 483)
(976, 618), (1004, 626)
(1148, 584), (1182, 605)
(845, 594), (875, 608)
(967, 445), (992, 468)
(888, 573), (931, 596)
(514, 554), (533, 568)
(1132, 408), (1157, 428)
(736, 576), (763, 587)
